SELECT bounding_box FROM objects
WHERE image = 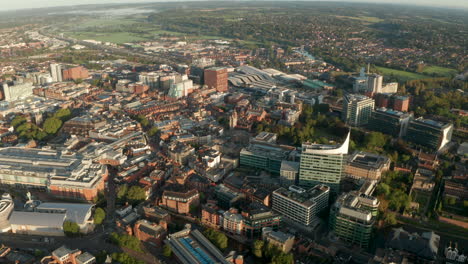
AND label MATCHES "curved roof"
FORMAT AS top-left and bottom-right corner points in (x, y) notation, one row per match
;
(302, 132), (350, 155)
